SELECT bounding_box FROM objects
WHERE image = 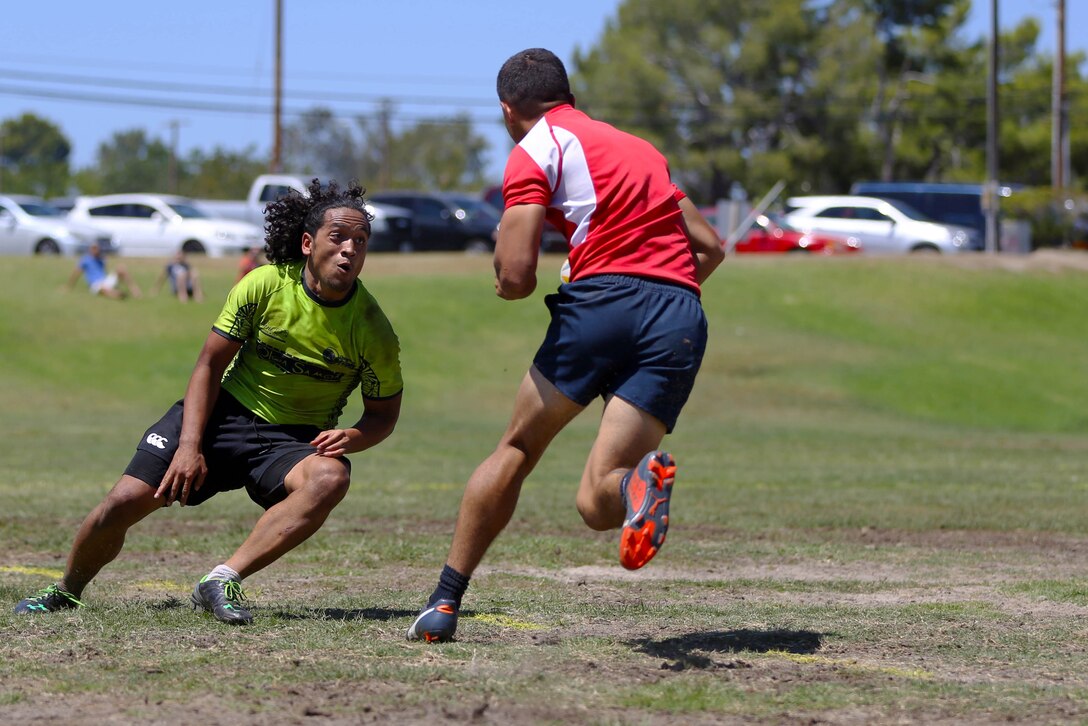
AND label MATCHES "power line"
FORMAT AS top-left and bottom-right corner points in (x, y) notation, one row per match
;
(0, 67), (500, 108)
(3, 69), (1079, 128)
(0, 84), (503, 126)
(0, 53), (264, 79)
(0, 53), (491, 89)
